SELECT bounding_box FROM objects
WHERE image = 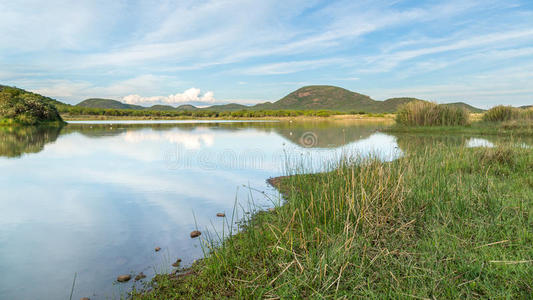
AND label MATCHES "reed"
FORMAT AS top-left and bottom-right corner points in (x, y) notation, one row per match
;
(483, 105), (533, 122)
(395, 101), (469, 126)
